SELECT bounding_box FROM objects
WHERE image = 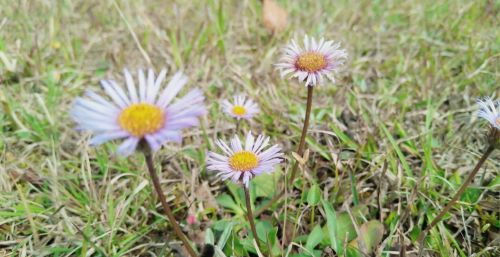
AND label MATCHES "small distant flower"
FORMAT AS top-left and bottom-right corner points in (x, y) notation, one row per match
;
(207, 132), (283, 187)
(71, 69), (206, 156)
(275, 35), (348, 86)
(186, 214), (197, 225)
(477, 97), (500, 130)
(222, 95), (259, 120)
